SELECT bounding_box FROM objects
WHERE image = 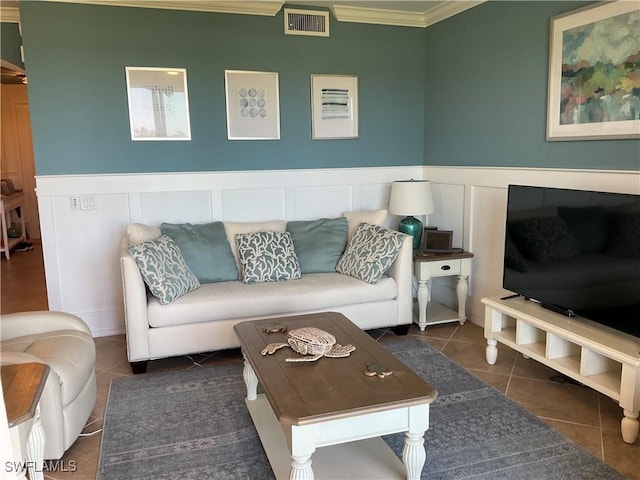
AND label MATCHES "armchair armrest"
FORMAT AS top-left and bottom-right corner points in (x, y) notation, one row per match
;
(0, 311), (91, 342)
